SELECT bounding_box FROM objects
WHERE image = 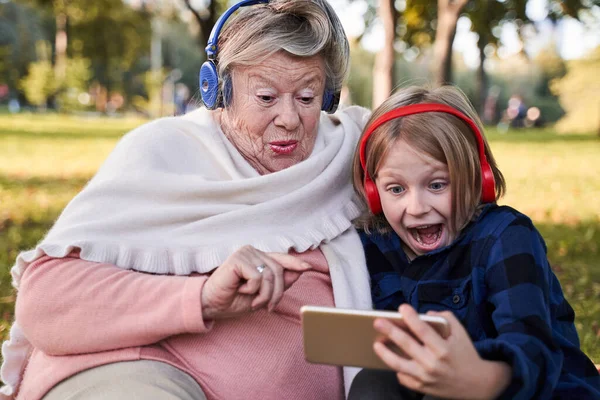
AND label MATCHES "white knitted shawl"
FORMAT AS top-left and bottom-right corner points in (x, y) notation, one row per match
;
(0, 106), (373, 398)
